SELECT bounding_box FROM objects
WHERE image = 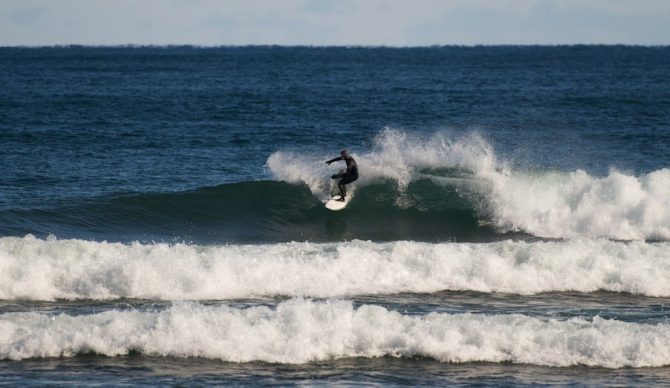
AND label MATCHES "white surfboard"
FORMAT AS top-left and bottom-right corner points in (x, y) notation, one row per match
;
(325, 195), (351, 211)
